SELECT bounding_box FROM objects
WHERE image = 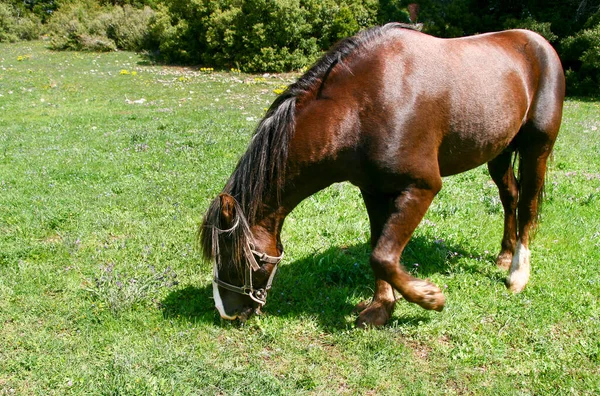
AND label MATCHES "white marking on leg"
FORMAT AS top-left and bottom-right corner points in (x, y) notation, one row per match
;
(507, 241), (531, 292)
